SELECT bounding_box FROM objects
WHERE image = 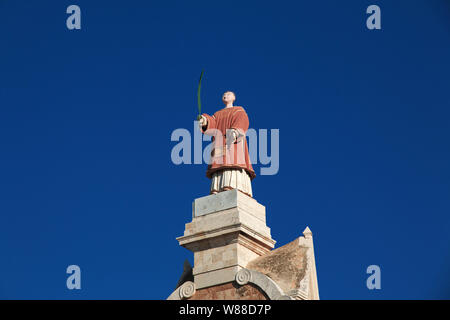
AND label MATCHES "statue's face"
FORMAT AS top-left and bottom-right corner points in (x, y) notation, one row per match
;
(222, 91), (236, 104)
